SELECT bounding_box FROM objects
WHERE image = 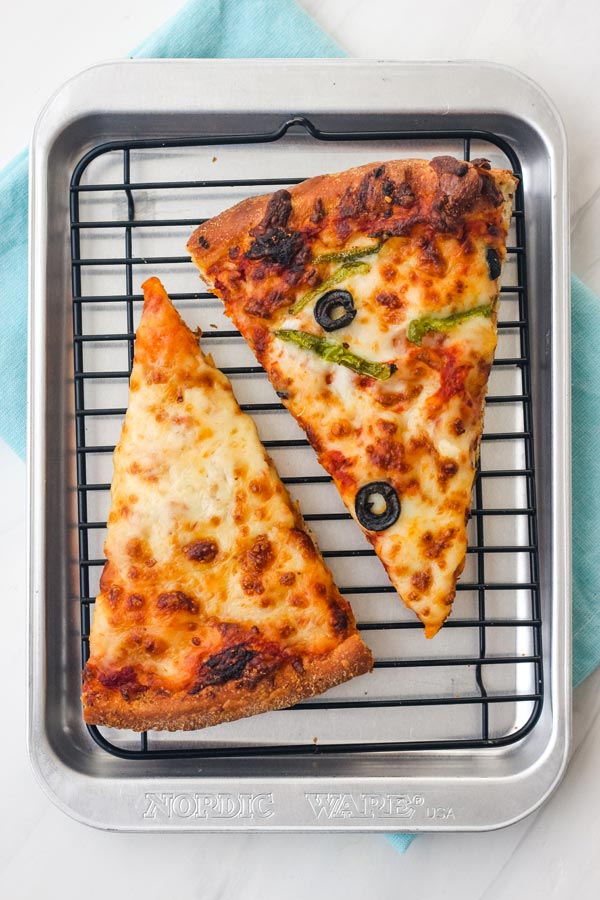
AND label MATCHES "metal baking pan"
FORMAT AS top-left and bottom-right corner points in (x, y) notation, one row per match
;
(28, 60), (571, 831)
